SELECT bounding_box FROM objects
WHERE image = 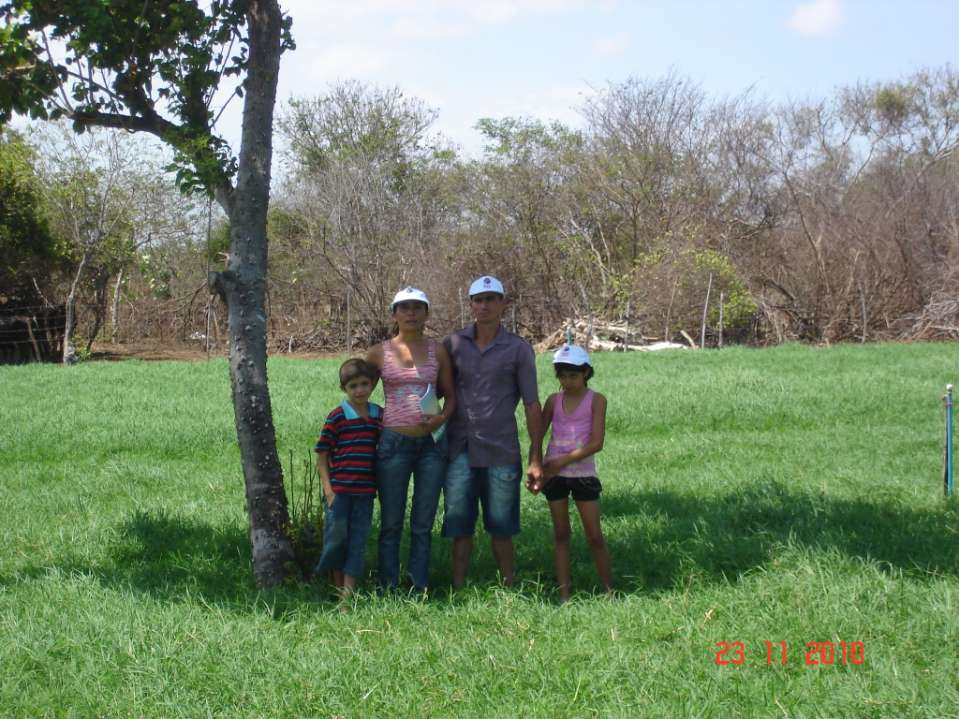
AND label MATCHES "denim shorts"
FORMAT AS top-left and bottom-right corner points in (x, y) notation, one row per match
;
(441, 452), (521, 537)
